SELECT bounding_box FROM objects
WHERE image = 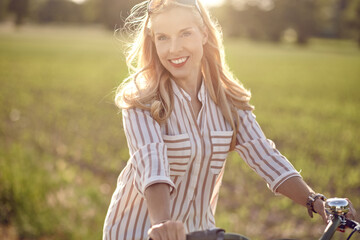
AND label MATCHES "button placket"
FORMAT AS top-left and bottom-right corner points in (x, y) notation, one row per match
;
(182, 98), (204, 201)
